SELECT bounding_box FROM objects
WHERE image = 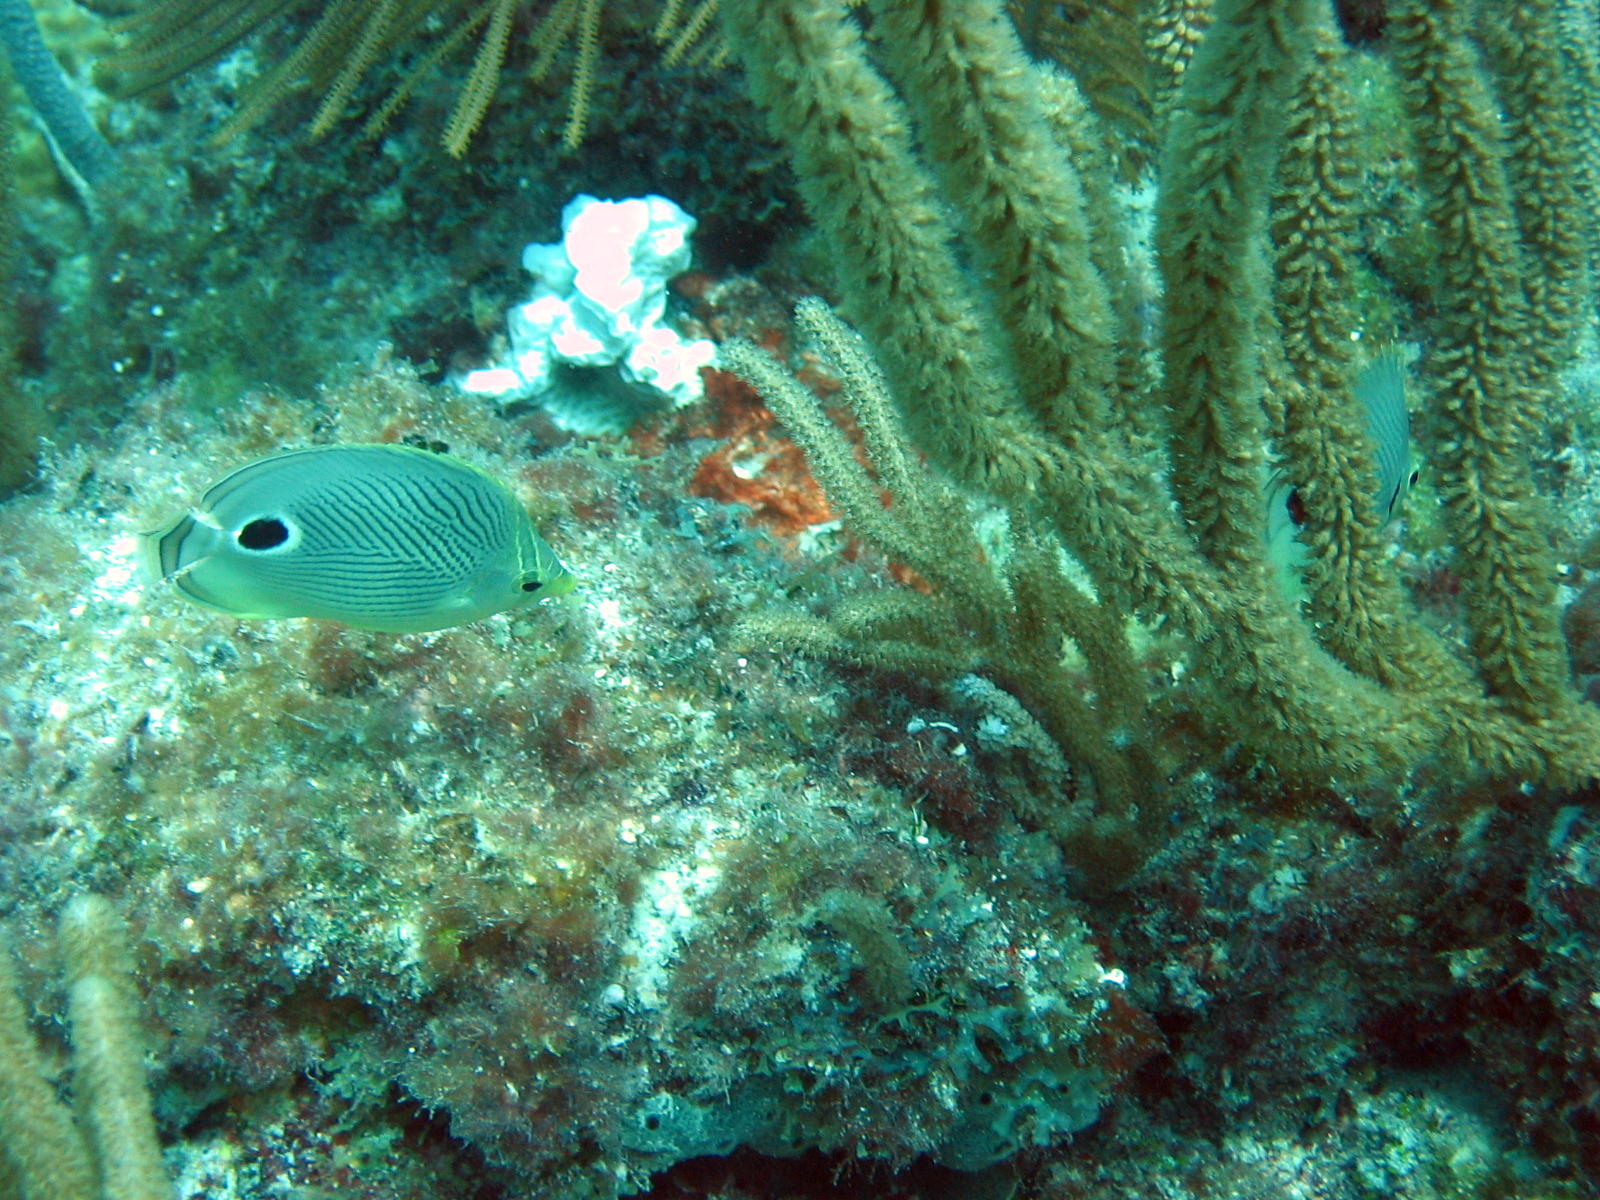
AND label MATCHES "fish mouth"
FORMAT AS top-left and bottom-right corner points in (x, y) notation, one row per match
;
(540, 571), (578, 598)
